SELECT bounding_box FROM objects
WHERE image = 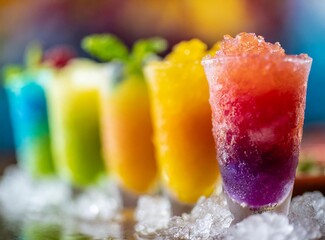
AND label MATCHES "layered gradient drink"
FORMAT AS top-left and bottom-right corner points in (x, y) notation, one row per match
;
(145, 40), (220, 206)
(46, 59), (105, 187)
(202, 33), (312, 221)
(5, 70), (55, 177)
